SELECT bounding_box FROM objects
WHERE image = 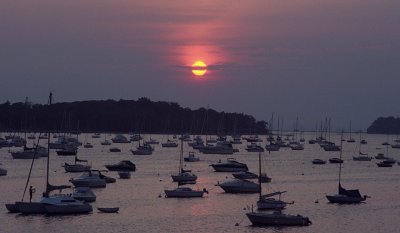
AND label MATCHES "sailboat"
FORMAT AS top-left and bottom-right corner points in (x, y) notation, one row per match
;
(63, 154), (91, 172)
(347, 121), (355, 143)
(7, 92), (92, 215)
(171, 135), (197, 183)
(353, 132), (372, 161)
(326, 135), (369, 203)
(246, 153), (311, 226)
(101, 133), (112, 145)
(256, 152), (290, 210)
